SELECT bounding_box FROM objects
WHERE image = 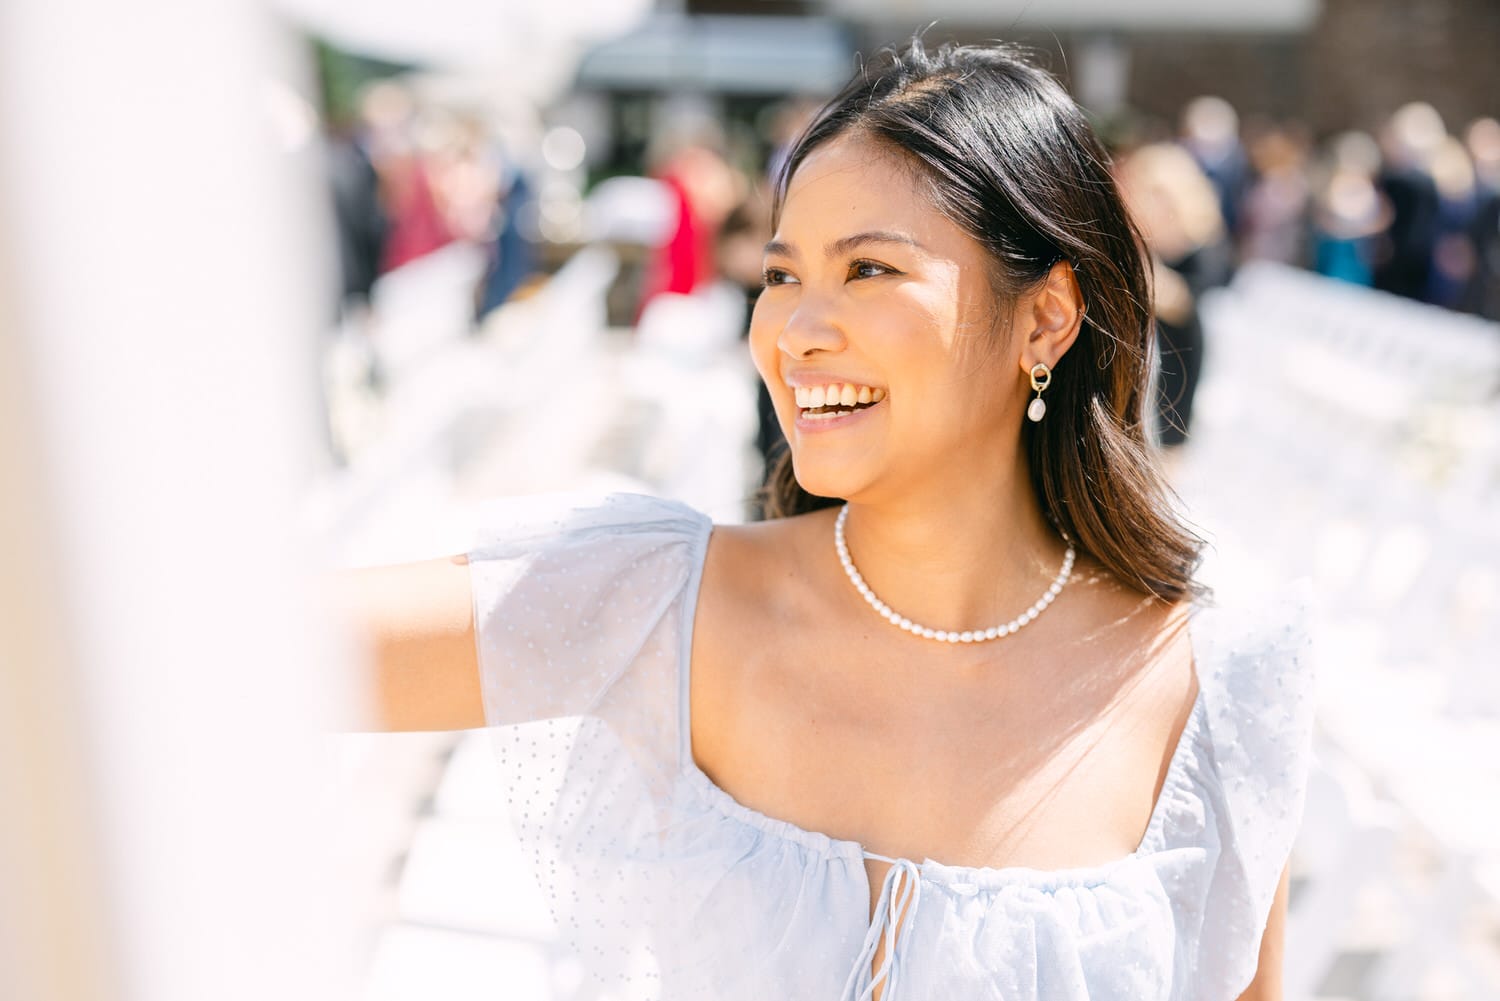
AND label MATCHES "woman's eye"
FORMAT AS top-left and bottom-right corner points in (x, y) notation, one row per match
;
(761, 267), (797, 287)
(849, 260), (894, 280)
